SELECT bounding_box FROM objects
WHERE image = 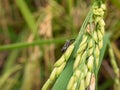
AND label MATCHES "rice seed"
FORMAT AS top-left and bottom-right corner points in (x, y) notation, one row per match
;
(79, 79), (85, 90)
(73, 54), (81, 70)
(49, 68), (57, 81)
(56, 62), (66, 76)
(72, 83), (77, 90)
(64, 44), (74, 61)
(77, 43), (87, 54)
(88, 47), (94, 56)
(42, 79), (51, 90)
(87, 55), (94, 71)
(80, 35), (88, 45)
(98, 40), (103, 49)
(97, 30), (103, 41)
(75, 69), (81, 78)
(101, 4), (106, 10)
(54, 55), (65, 67)
(93, 30), (98, 43)
(67, 76), (75, 90)
(99, 19), (105, 27)
(85, 72), (92, 87)
(88, 39), (94, 48)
